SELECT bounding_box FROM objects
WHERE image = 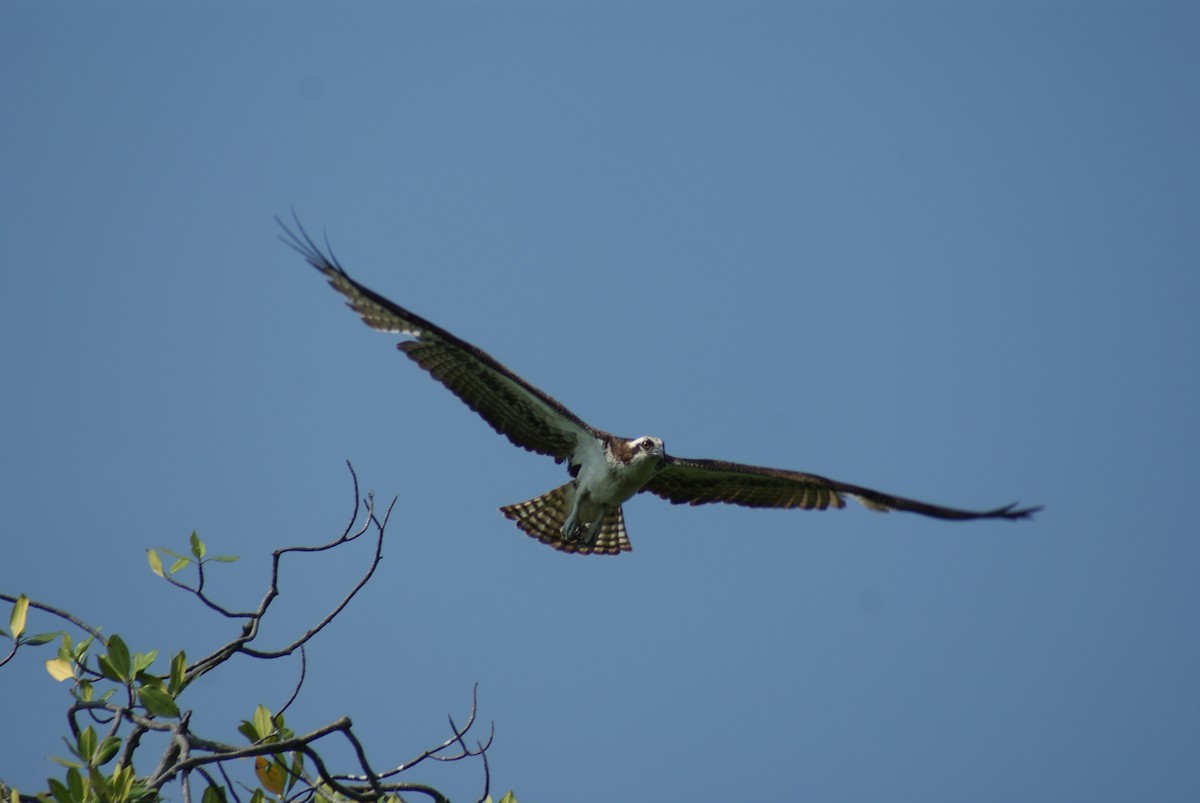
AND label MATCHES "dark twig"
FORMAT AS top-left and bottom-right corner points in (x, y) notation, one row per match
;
(277, 645), (308, 720)
(476, 746), (492, 803)
(238, 493), (392, 661)
(382, 684), (493, 777)
(0, 593), (103, 640)
(217, 762), (242, 803)
(183, 466), (389, 681)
